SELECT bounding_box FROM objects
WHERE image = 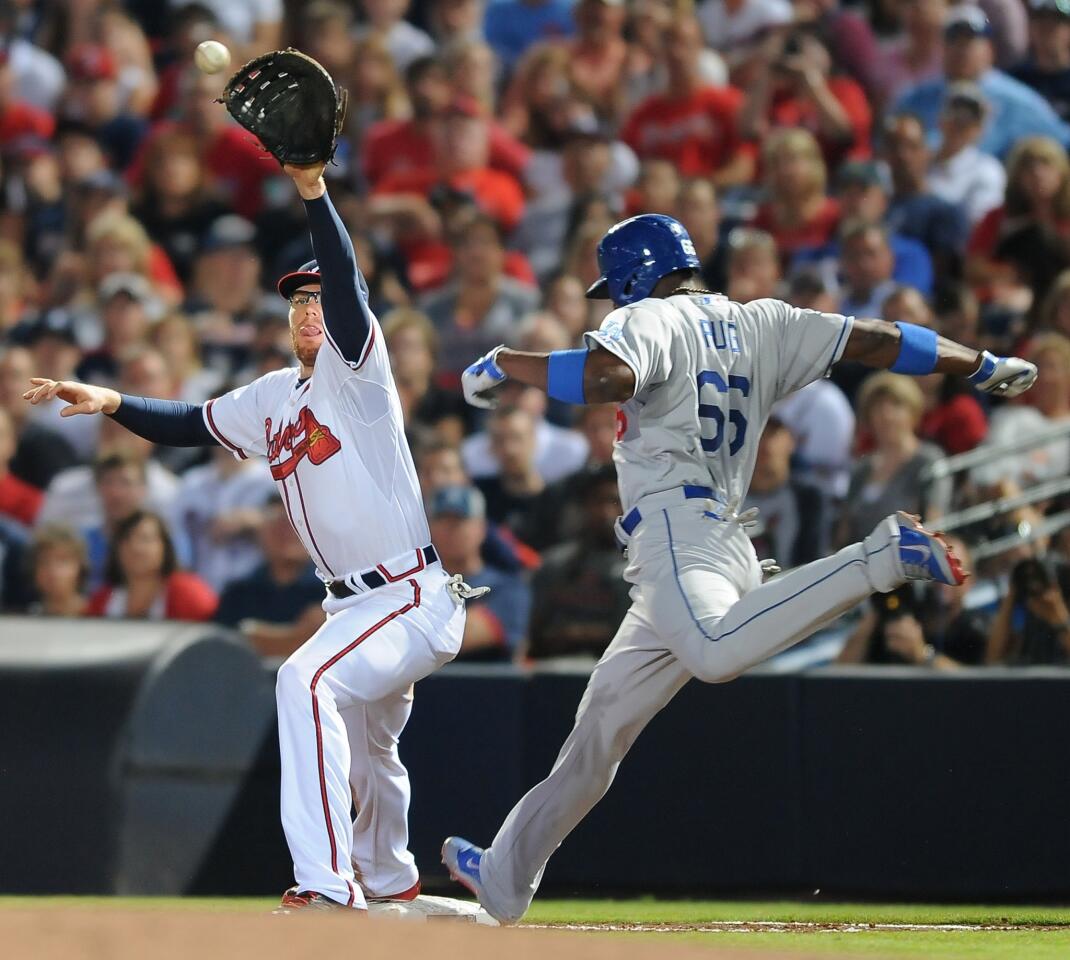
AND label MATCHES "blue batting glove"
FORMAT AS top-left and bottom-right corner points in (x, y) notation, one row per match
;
(967, 351), (1038, 398)
(462, 346), (508, 409)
